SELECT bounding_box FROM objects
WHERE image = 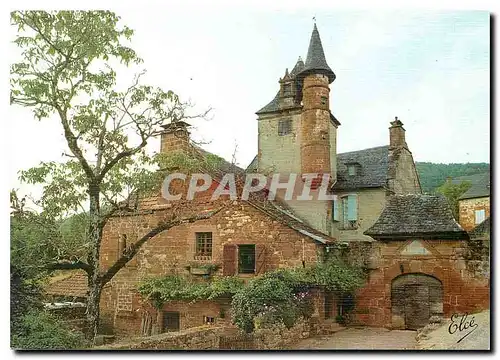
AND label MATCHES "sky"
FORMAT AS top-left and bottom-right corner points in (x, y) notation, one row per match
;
(7, 7), (490, 196)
